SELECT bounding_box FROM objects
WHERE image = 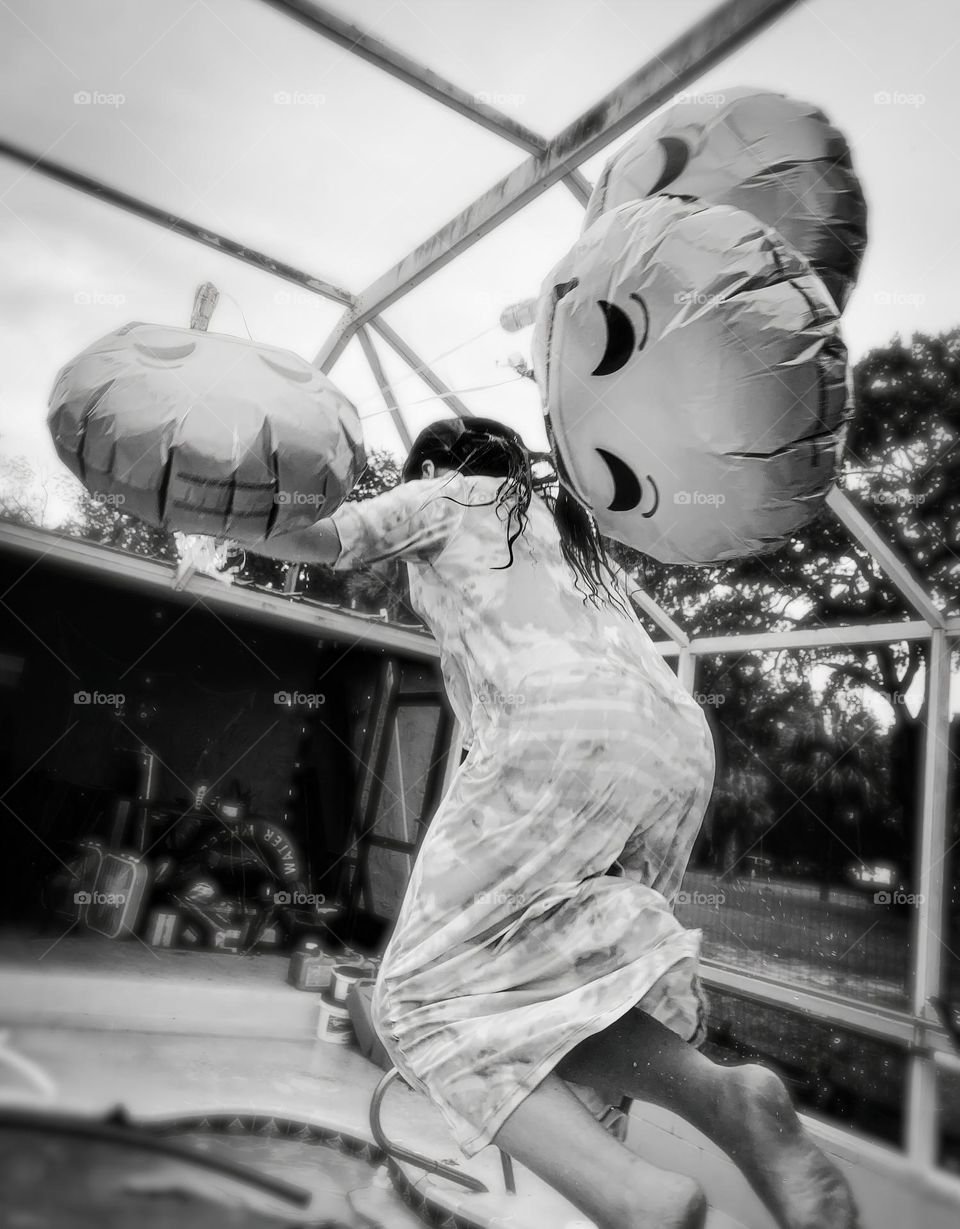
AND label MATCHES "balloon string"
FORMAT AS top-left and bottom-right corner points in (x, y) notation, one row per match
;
(217, 291), (255, 341)
(352, 322), (504, 410)
(193, 300), (517, 418)
(357, 375), (524, 421)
